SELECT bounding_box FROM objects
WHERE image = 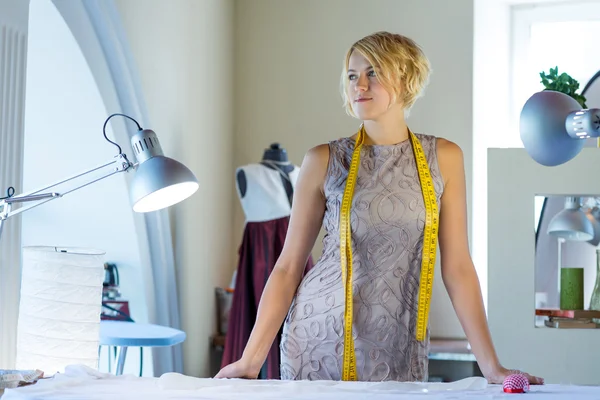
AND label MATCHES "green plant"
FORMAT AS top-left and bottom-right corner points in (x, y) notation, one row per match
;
(540, 67), (587, 108)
